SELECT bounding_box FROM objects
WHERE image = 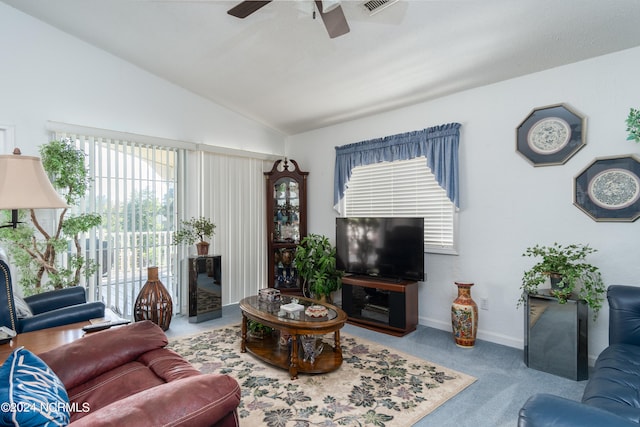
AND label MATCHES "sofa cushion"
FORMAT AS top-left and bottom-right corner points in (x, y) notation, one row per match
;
(582, 343), (640, 422)
(0, 347), (70, 426)
(67, 361), (166, 422)
(68, 374), (241, 427)
(39, 320), (168, 390)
